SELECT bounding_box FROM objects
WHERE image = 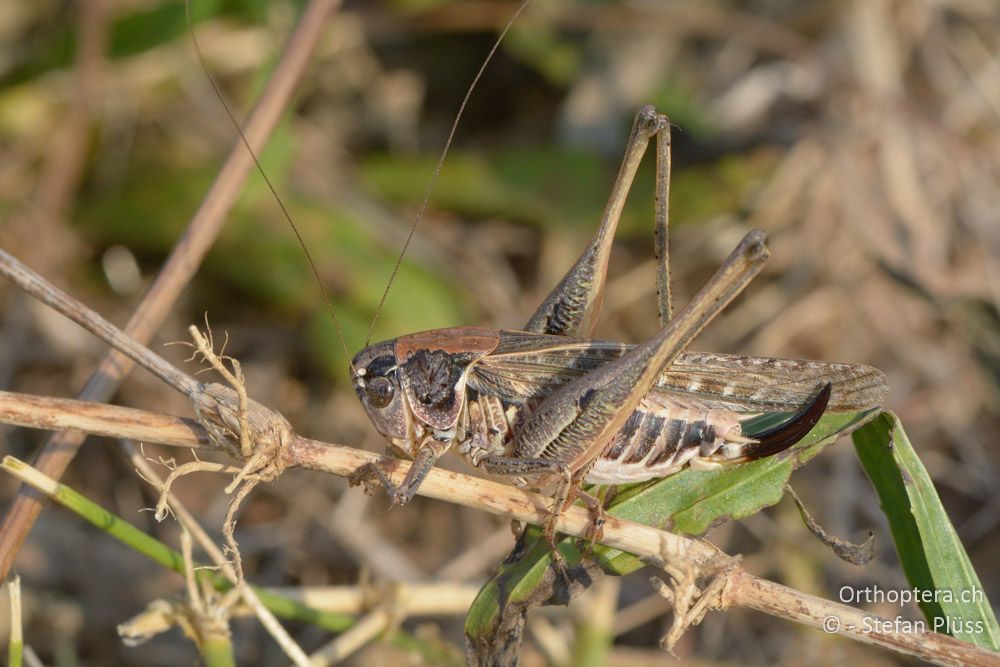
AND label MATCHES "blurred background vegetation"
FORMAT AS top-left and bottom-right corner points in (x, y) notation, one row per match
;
(1, 0), (999, 664)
